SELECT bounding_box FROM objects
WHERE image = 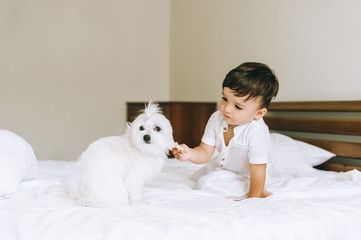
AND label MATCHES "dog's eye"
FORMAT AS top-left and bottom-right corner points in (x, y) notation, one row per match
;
(139, 126), (145, 131)
(154, 126), (161, 132)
